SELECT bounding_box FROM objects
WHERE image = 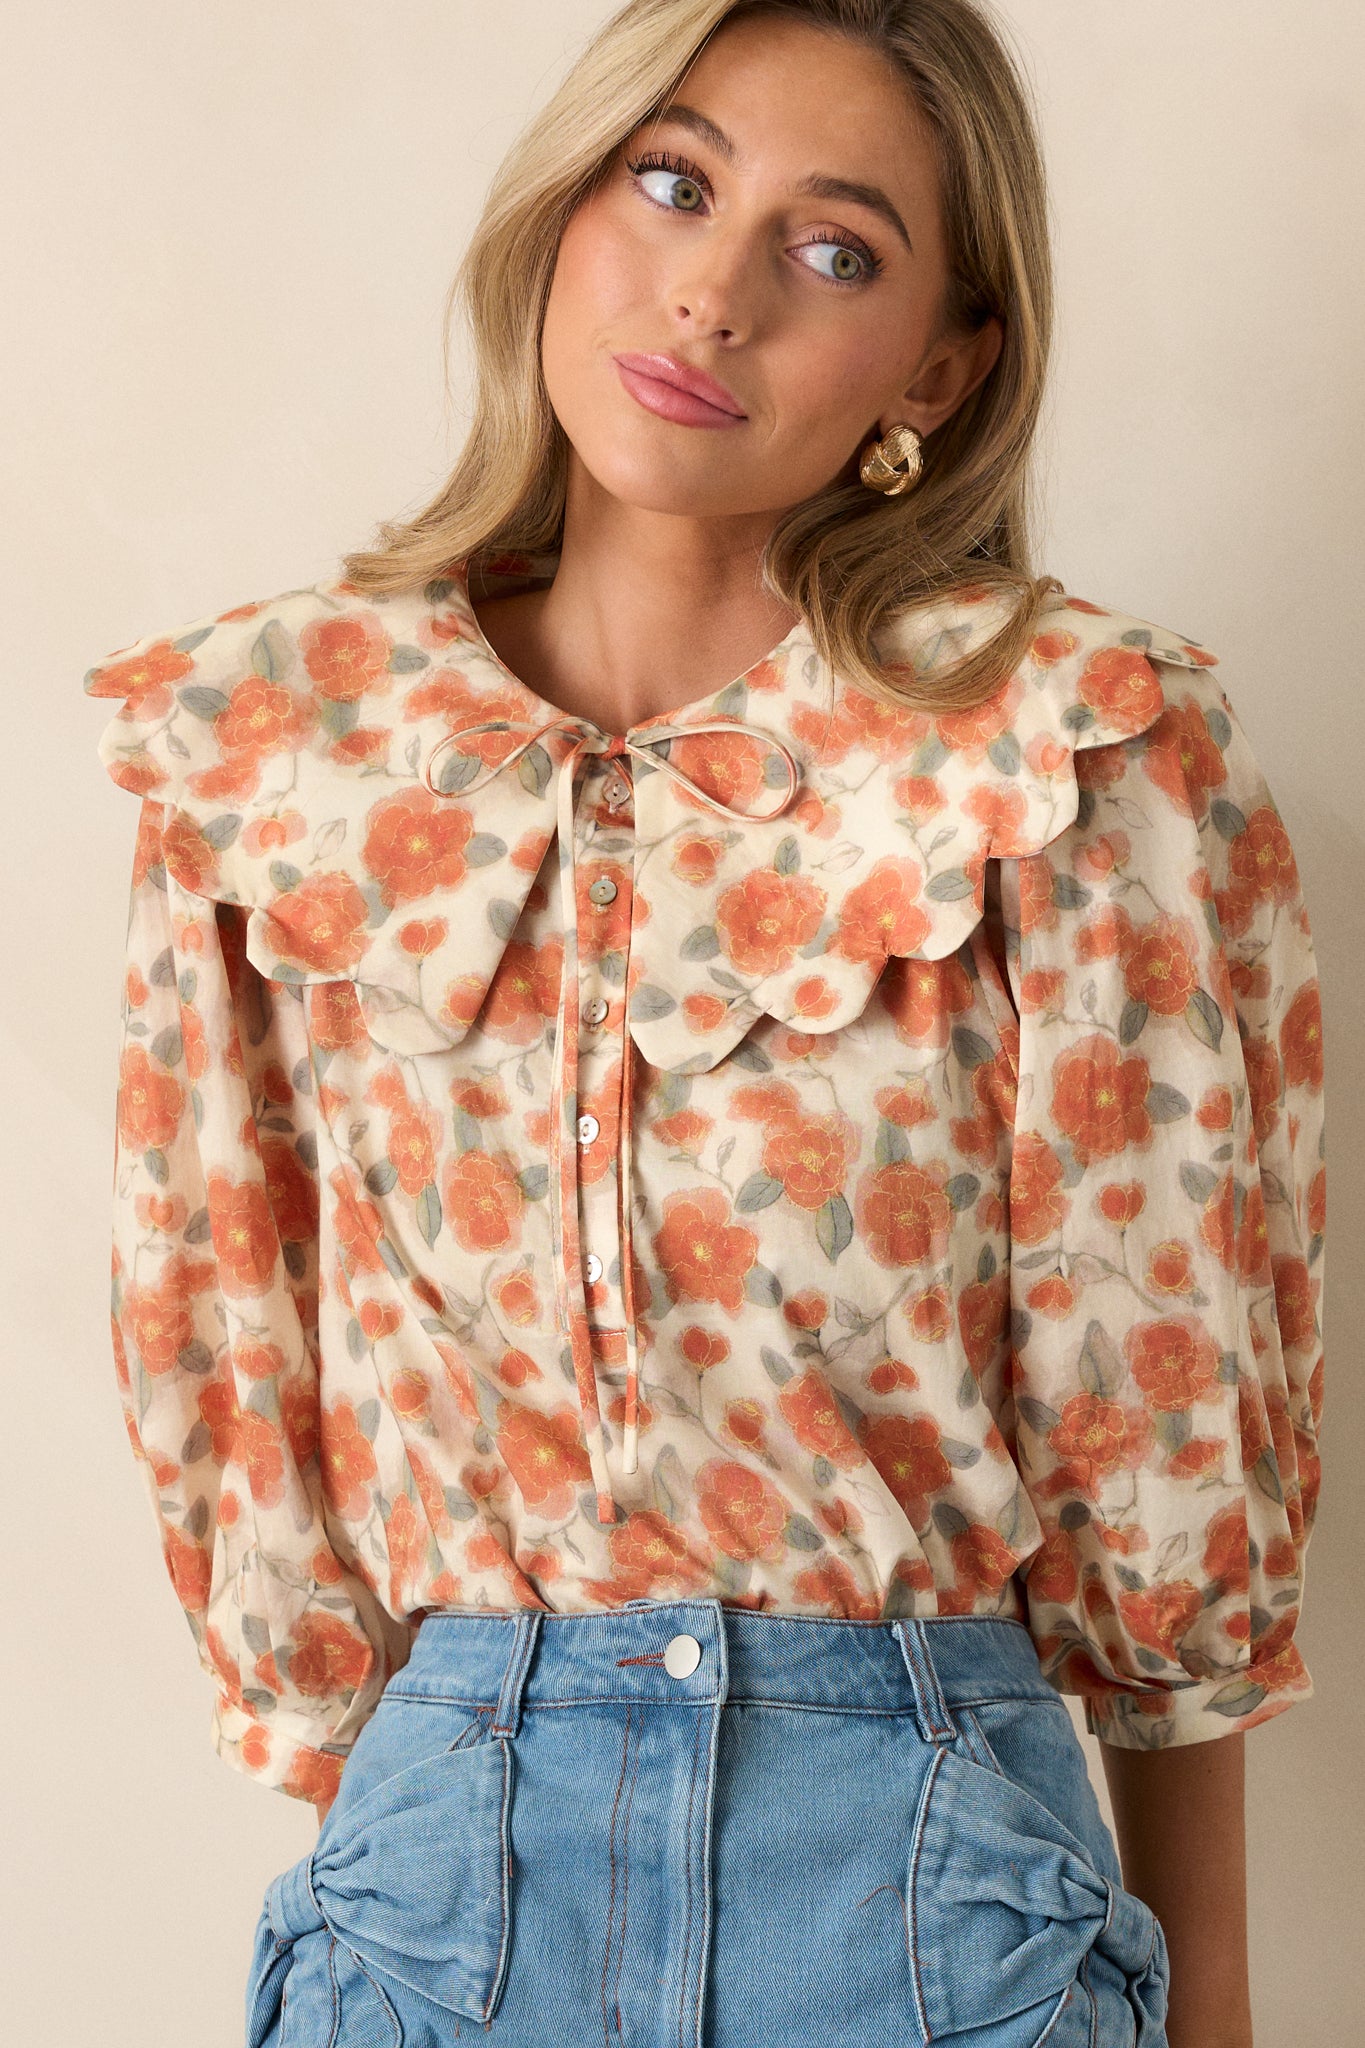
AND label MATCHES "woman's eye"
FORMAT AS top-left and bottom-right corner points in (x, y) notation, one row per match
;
(797, 238), (874, 285)
(636, 167), (706, 213)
